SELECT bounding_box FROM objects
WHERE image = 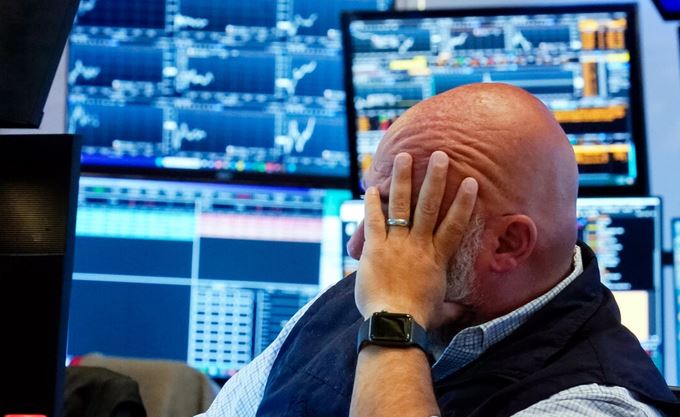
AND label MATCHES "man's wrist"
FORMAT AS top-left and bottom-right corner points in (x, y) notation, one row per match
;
(357, 311), (434, 364)
(362, 305), (432, 330)
(358, 344), (432, 362)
